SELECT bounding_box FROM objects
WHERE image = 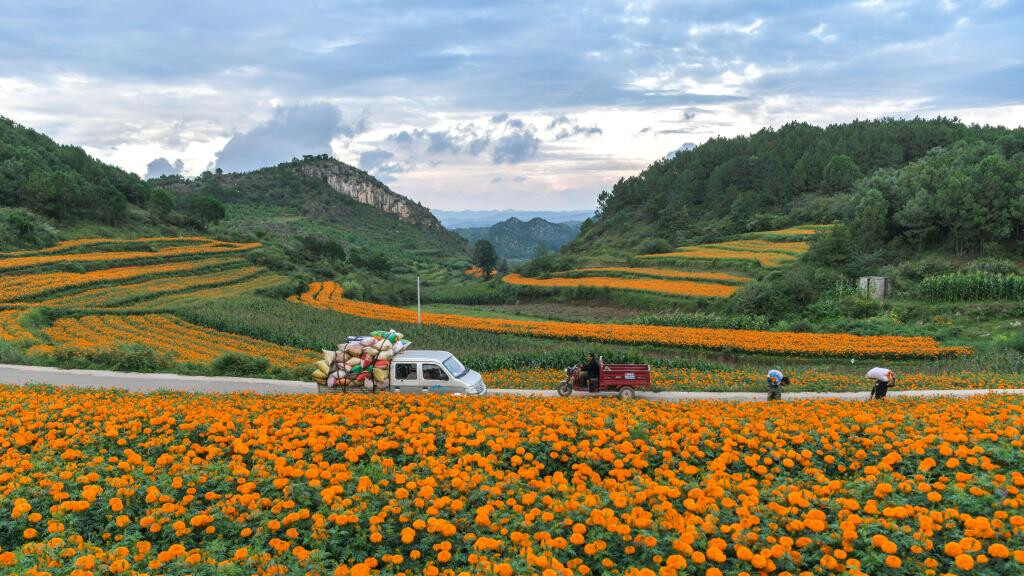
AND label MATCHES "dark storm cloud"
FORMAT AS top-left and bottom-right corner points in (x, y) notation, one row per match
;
(214, 103), (361, 173)
(145, 157), (183, 179)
